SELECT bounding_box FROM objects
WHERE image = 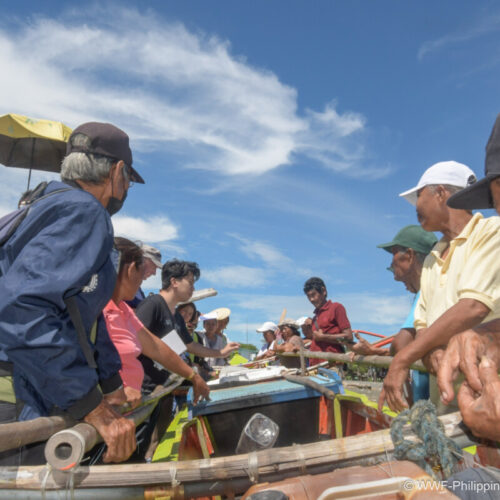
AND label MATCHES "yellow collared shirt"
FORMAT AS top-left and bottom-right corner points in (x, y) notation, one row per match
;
(414, 213), (500, 330)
